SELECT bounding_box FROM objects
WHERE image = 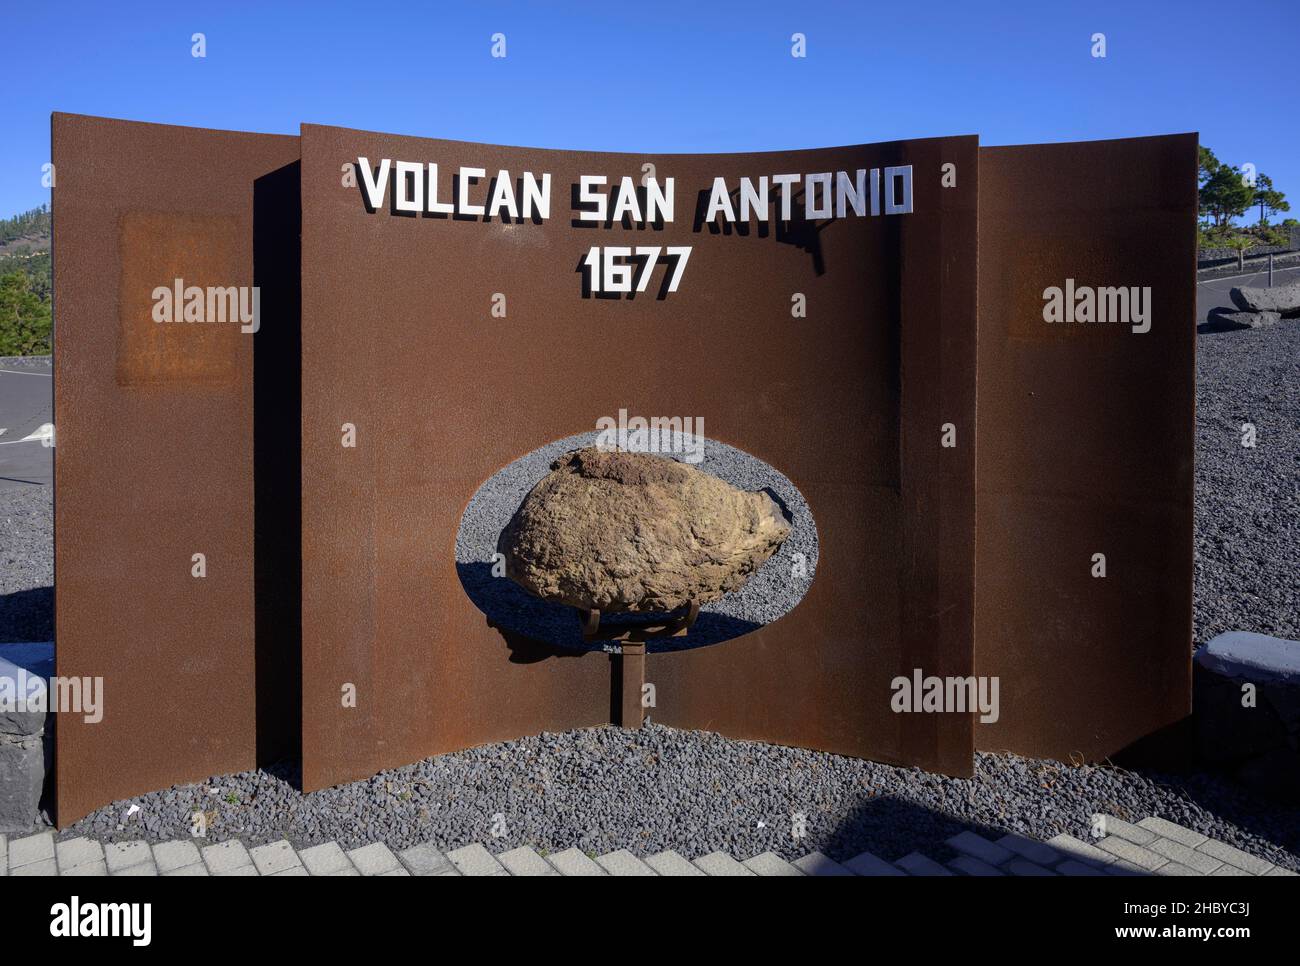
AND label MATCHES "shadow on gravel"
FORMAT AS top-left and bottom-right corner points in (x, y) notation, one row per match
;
(823, 796), (1021, 866)
(1128, 767), (1300, 866)
(822, 797), (1152, 873)
(0, 586), (52, 641)
(457, 561), (763, 655)
(1197, 320), (1253, 334)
